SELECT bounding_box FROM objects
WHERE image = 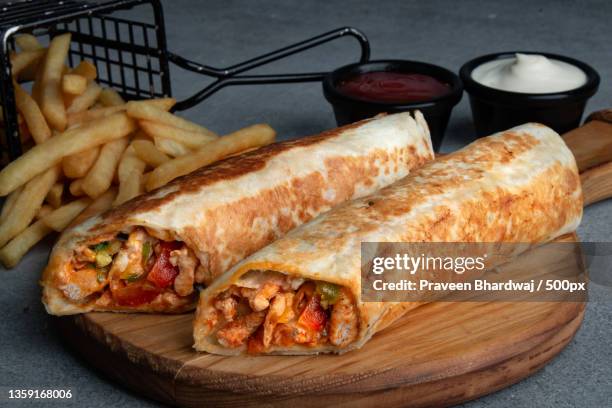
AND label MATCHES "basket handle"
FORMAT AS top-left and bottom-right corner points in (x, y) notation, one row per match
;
(167, 27), (370, 111)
